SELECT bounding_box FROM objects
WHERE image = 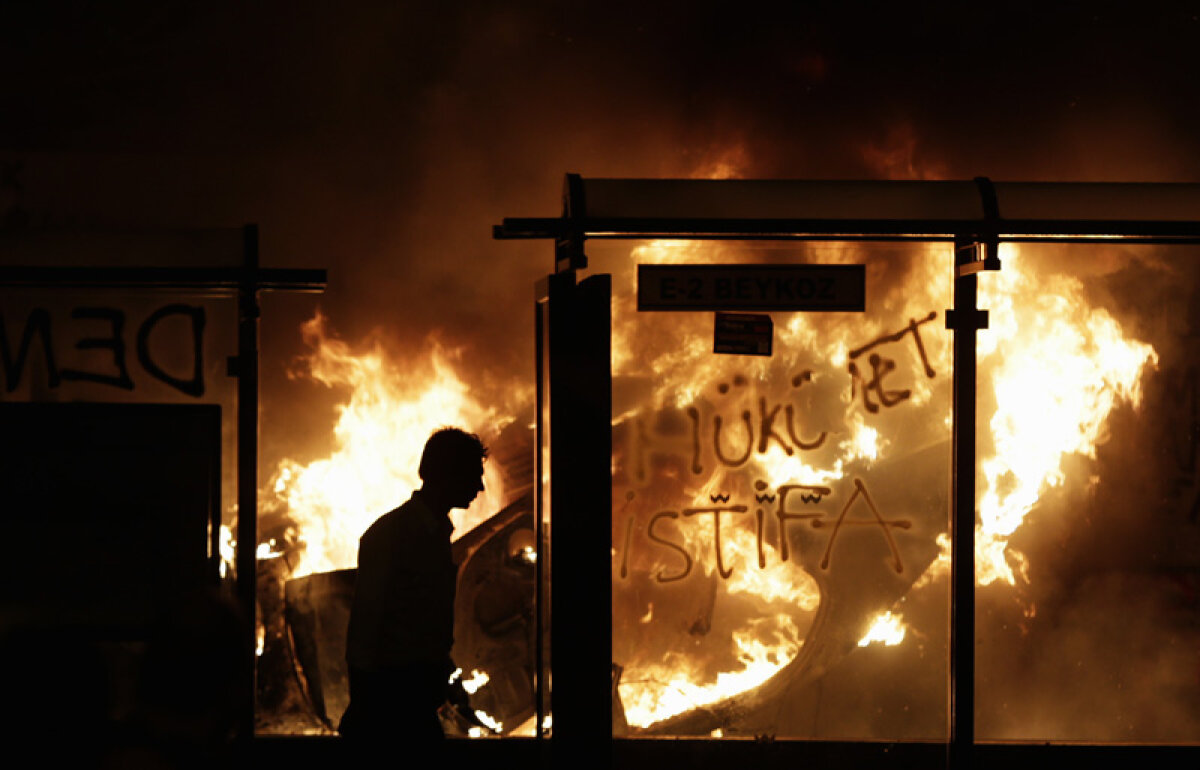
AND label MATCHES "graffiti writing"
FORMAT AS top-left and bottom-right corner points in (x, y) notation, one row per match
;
(628, 371), (828, 482)
(617, 310), (941, 582)
(625, 310), (941, 485)
(848, 311), (938, 413)
(813, 478), (910, 572)
(0, 304), (207, 396)
(621, 477), (912, 583)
